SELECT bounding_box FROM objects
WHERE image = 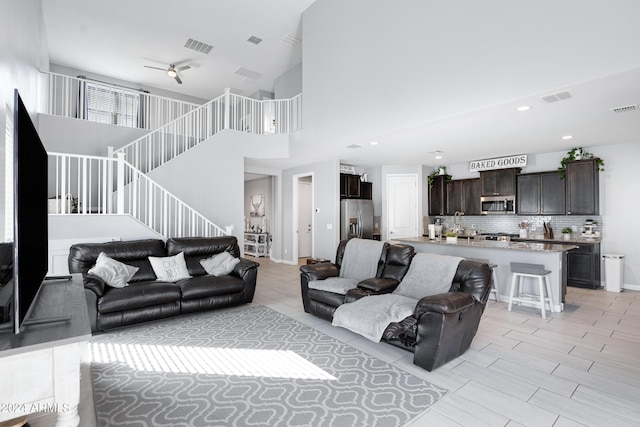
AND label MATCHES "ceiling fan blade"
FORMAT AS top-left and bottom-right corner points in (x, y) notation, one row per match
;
(174, 74), (183, 84)
(176, 65), (191, 71)
(144, 65), (167, 71)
